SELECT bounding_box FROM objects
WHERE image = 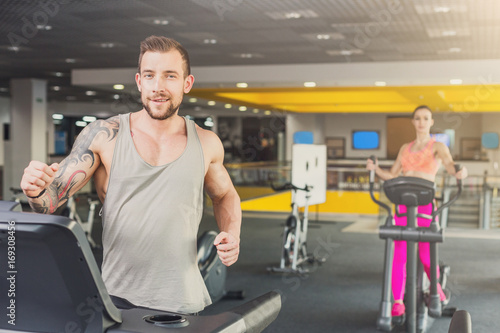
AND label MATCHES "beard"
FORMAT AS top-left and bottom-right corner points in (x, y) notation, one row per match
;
(142, 94), (181, 120)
